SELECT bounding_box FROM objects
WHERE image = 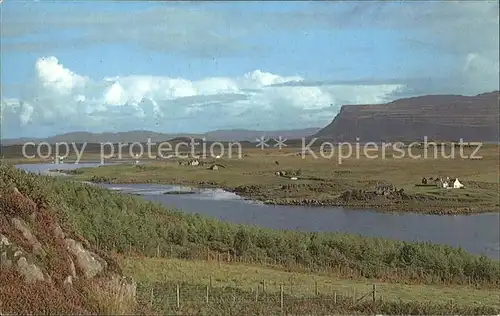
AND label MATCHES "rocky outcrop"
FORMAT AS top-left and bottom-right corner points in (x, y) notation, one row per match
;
(0, 234), (46, 283)
(65, 238), (106, 279)
(0, 186), (137, 314)
(11, 217), (46, 257)
(314, 91), (500, 142)
(16, 256), (45, 283)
